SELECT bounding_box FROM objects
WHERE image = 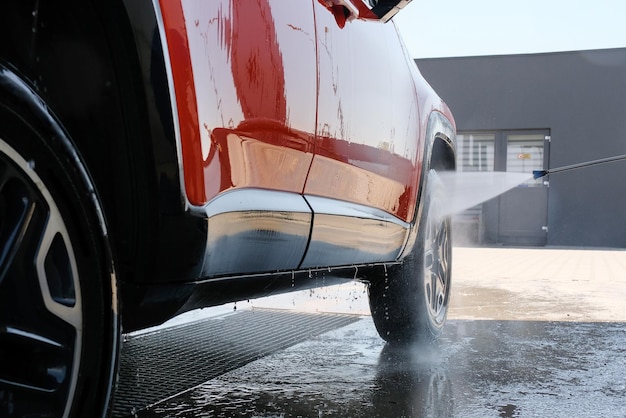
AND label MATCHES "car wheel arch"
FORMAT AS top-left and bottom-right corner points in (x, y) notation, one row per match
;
(398, 110), (456, 260)
(0, 64), (111, 241)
